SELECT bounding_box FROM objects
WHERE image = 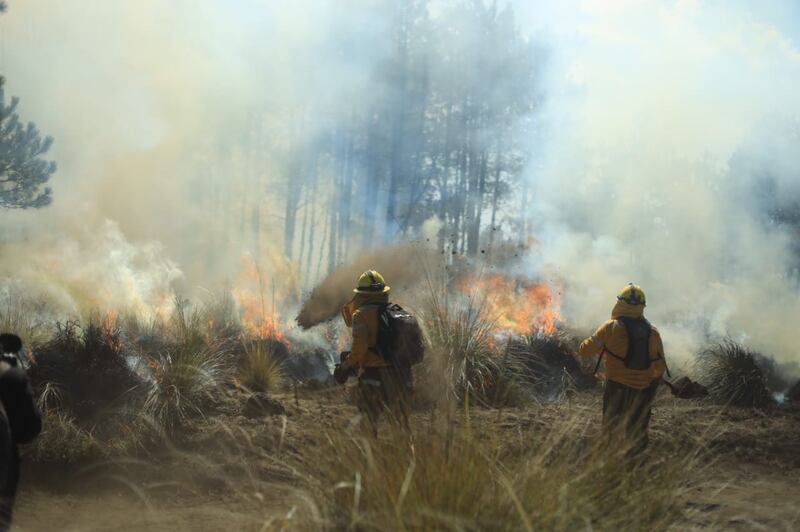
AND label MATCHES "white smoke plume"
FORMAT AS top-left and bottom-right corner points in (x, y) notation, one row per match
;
(0, 0), (387, 316)
(518, 1), (800, 370)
